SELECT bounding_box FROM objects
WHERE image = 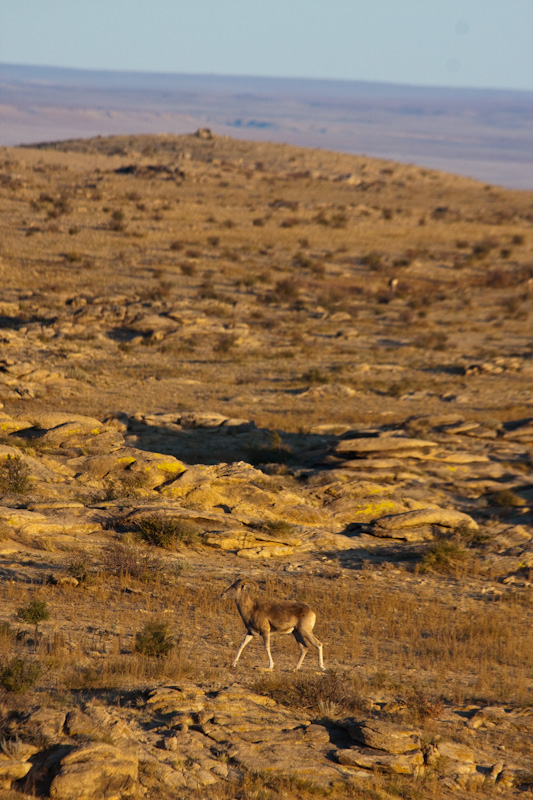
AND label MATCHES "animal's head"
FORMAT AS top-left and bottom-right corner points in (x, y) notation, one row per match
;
(221, 577), (259, 599)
